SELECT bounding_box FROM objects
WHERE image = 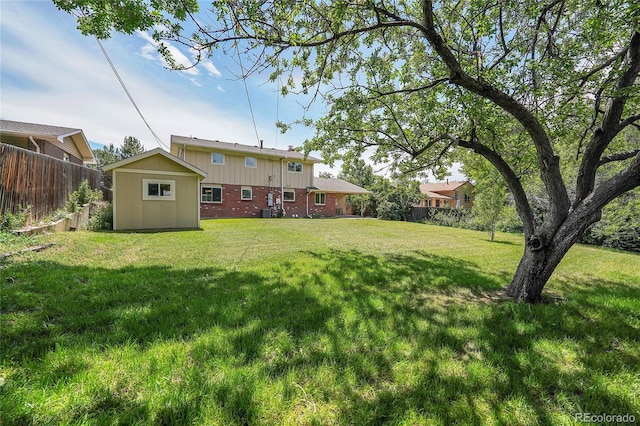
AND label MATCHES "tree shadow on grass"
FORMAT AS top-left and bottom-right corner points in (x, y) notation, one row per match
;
(1, 249), (638, 424)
